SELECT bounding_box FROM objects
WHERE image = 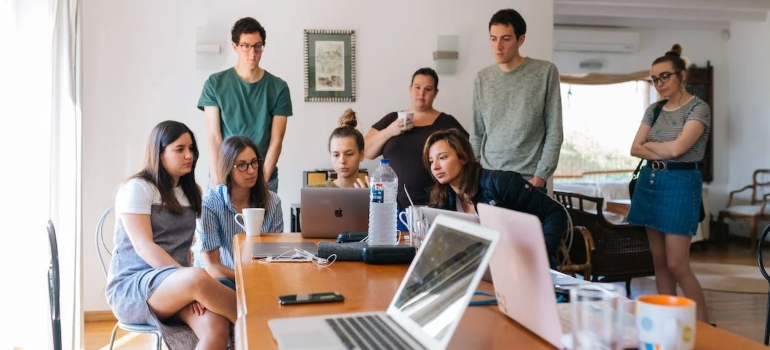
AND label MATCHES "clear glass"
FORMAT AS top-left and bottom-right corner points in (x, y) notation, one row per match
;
(410, 217), (429, 250)
(569, 284), (623, 350)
